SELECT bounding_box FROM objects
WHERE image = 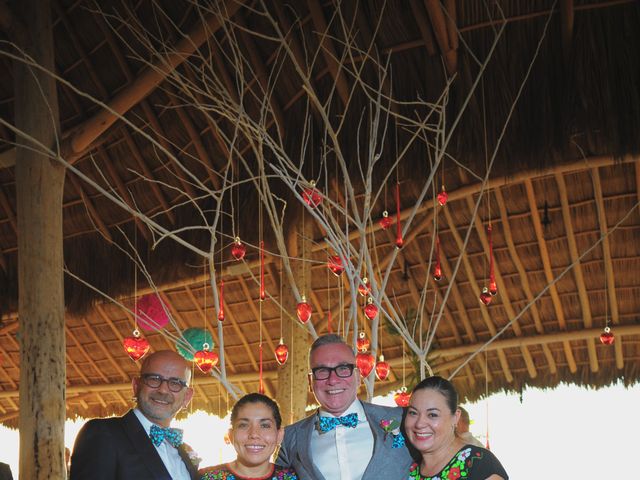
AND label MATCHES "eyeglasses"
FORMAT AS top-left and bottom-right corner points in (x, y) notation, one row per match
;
(140, 374), (188, 392)
(311, 363), (356, 381)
